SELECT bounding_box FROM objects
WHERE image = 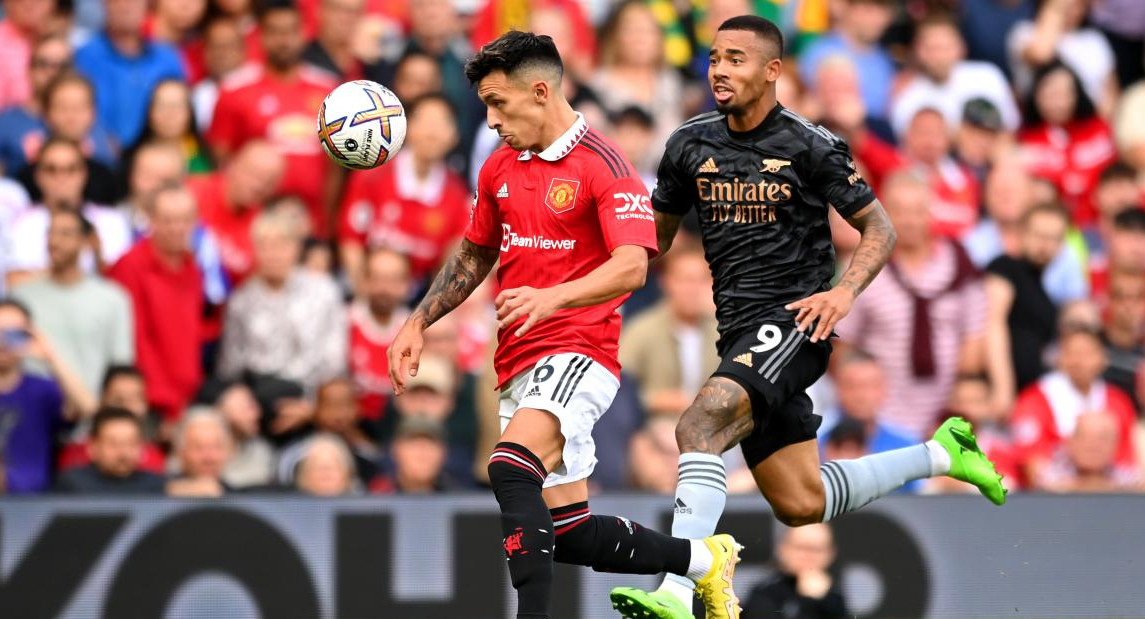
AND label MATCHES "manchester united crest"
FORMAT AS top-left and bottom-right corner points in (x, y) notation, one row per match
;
(545, 178), (580, 214)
